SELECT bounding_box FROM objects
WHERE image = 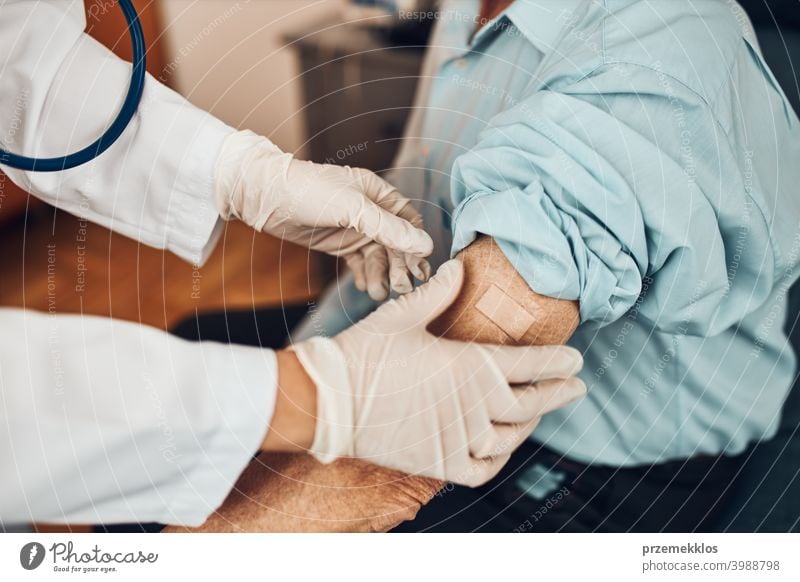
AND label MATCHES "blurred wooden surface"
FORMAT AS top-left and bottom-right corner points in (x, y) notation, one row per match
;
(0, 208), (323, 329)
(84, 0), (170, 73)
